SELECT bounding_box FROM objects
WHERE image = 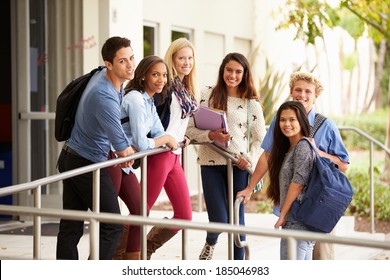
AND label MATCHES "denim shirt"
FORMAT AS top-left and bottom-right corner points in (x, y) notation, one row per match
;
(121, 90), (166, 152)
